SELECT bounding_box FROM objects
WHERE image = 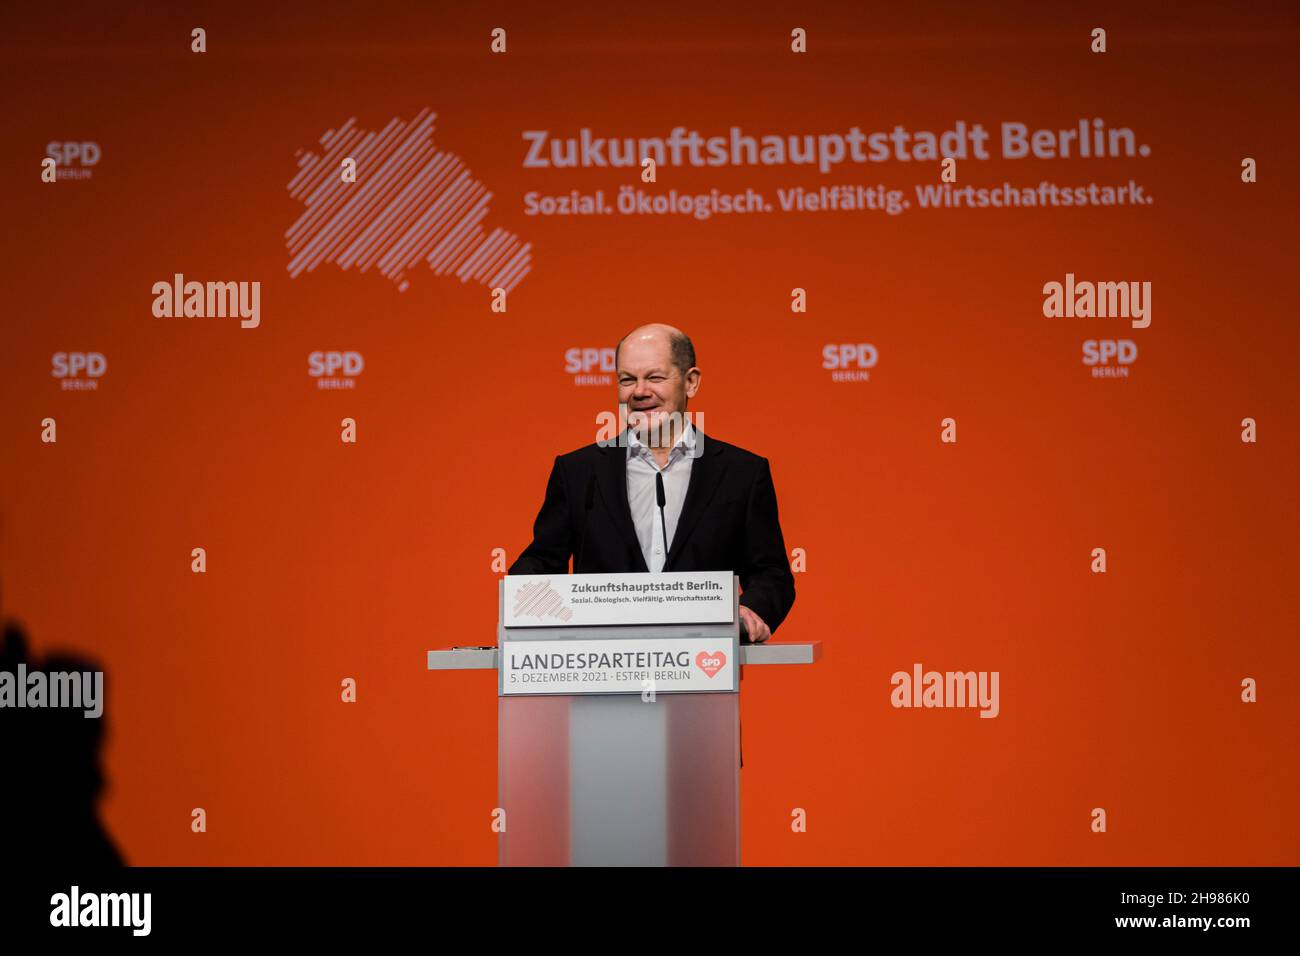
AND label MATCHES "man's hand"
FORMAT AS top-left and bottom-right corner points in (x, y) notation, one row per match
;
(738, 605), (771, 644)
